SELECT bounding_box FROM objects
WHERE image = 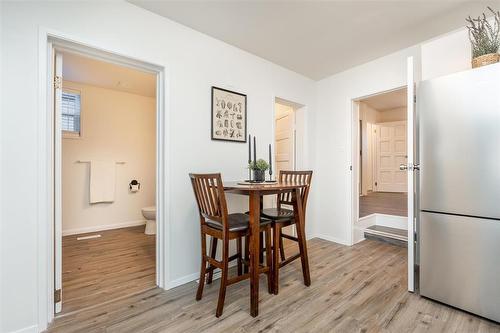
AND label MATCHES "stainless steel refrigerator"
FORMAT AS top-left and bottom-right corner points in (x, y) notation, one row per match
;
(419, 63), (500, 322)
